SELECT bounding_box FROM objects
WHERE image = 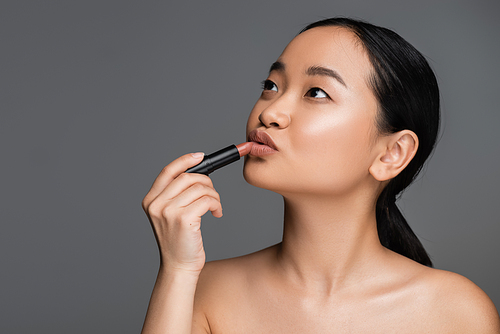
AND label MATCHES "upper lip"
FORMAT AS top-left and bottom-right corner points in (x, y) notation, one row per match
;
(248, 129), (278, 151)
